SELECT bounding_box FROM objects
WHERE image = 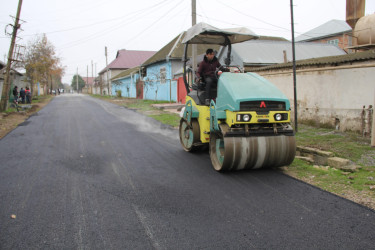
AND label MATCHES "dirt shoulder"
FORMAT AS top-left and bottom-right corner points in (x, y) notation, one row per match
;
(0, 96), (53, 140)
